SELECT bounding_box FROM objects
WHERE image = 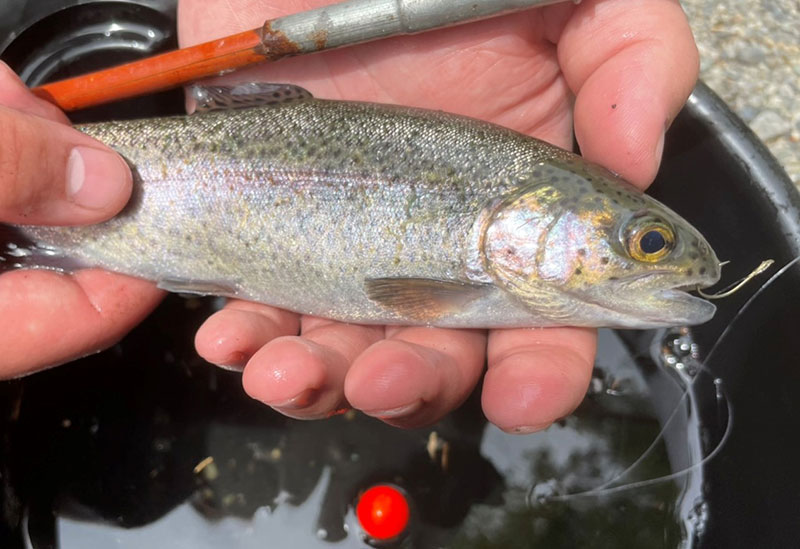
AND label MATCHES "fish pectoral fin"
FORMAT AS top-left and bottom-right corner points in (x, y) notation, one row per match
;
(191, 83), (313, 113)
(364, 277), (491, 322)
(157, 278), (239, 297)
